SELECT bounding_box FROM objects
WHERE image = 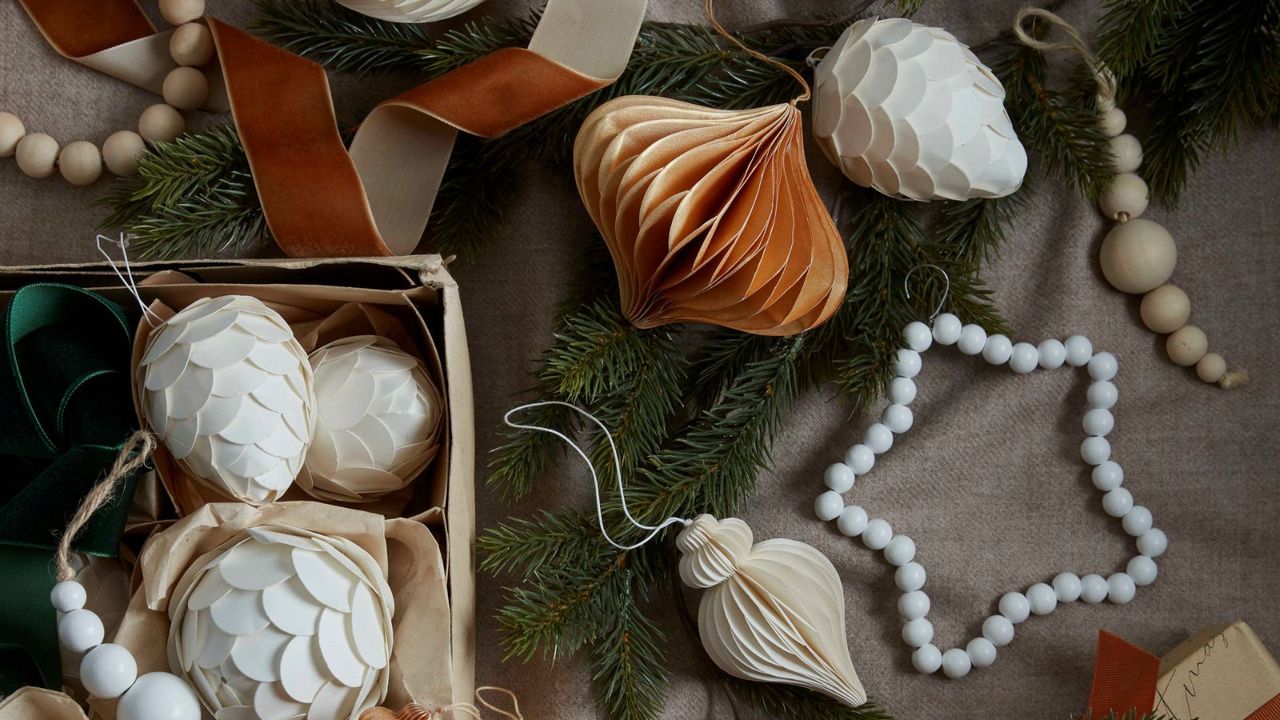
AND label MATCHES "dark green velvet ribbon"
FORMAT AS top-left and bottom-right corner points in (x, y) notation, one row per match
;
(0, 284), (140, 693)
